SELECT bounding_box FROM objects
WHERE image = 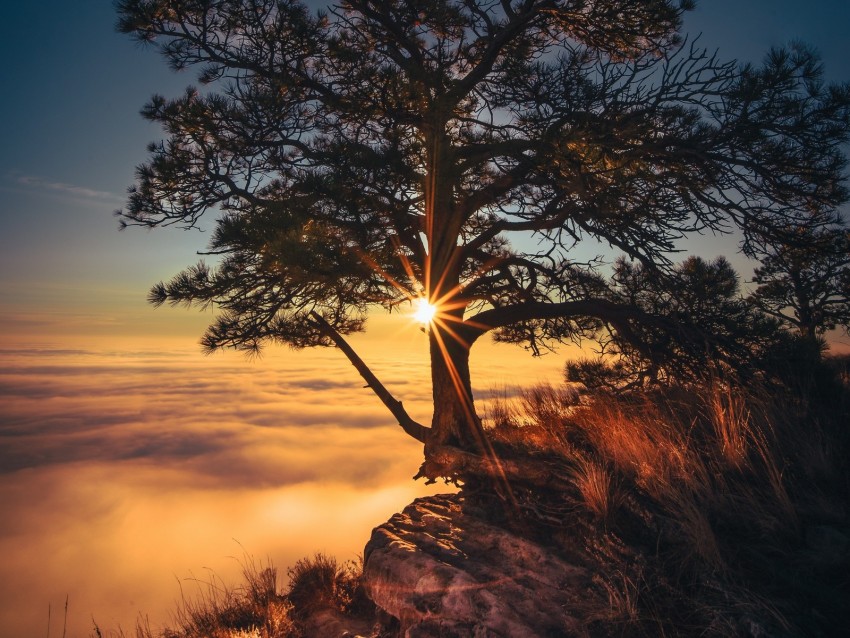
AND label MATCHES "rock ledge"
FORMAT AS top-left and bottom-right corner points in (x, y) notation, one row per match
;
(363, 494), (589, 637)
